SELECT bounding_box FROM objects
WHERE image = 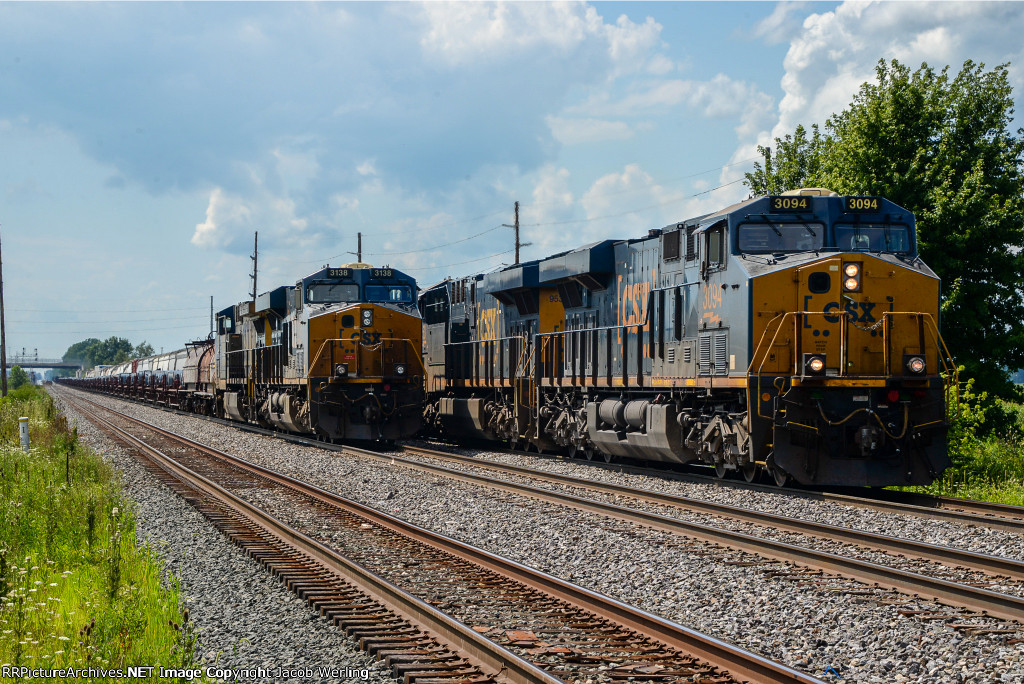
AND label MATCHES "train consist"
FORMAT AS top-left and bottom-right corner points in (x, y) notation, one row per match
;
(63, 188), (956, 487)
(420, 189), (955, 486)
(67, 265), (423, 441)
